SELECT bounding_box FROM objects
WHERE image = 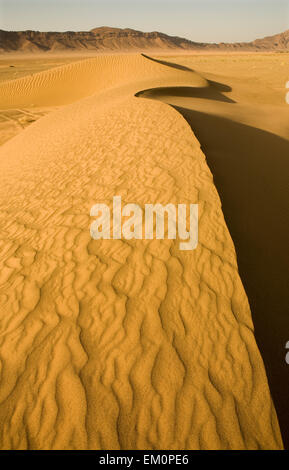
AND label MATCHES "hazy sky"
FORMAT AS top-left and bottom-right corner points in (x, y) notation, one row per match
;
(0, 0), (288, 43)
